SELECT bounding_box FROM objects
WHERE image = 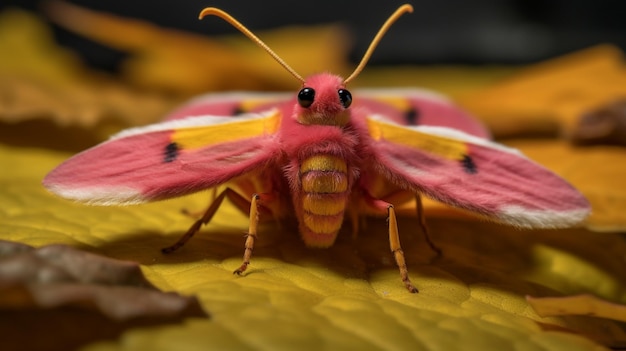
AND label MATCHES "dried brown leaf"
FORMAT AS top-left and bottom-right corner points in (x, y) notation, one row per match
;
(0, 240), (208, 350)
(528, 295), (626, 323)
(528, 295), (626, 348)
(571, 99), (626, 146)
